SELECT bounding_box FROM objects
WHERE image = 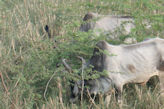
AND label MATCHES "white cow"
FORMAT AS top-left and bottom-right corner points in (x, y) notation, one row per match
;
(70, 37), (164, 105)
(80, 12), (136, 43)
